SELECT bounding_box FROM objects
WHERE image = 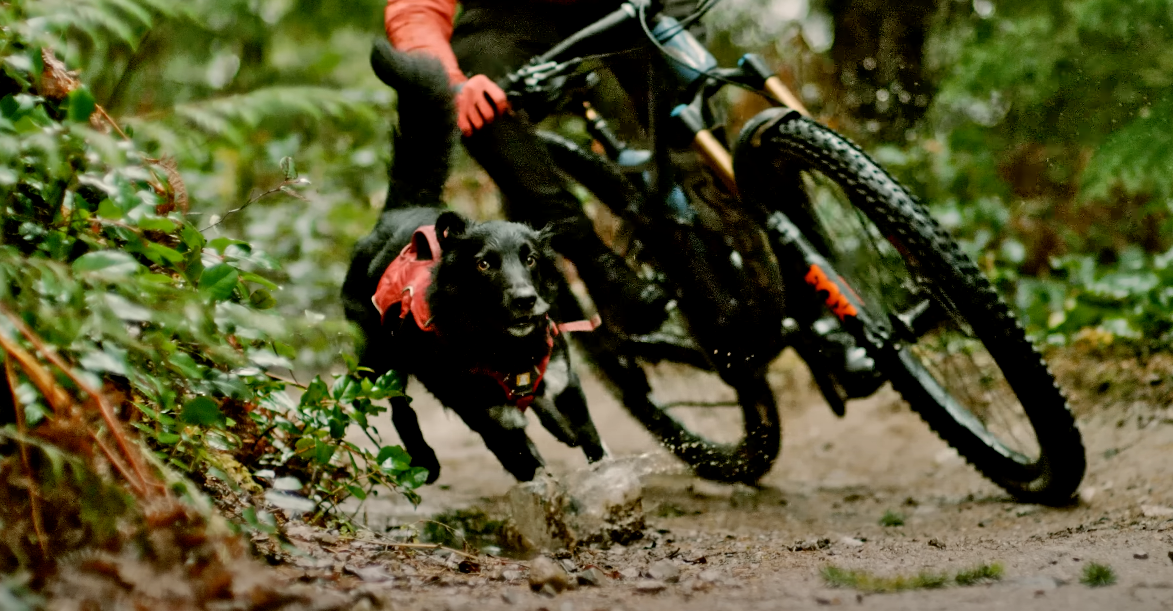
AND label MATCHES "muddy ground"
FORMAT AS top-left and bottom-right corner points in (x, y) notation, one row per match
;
(287, 344), (1173, 611)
